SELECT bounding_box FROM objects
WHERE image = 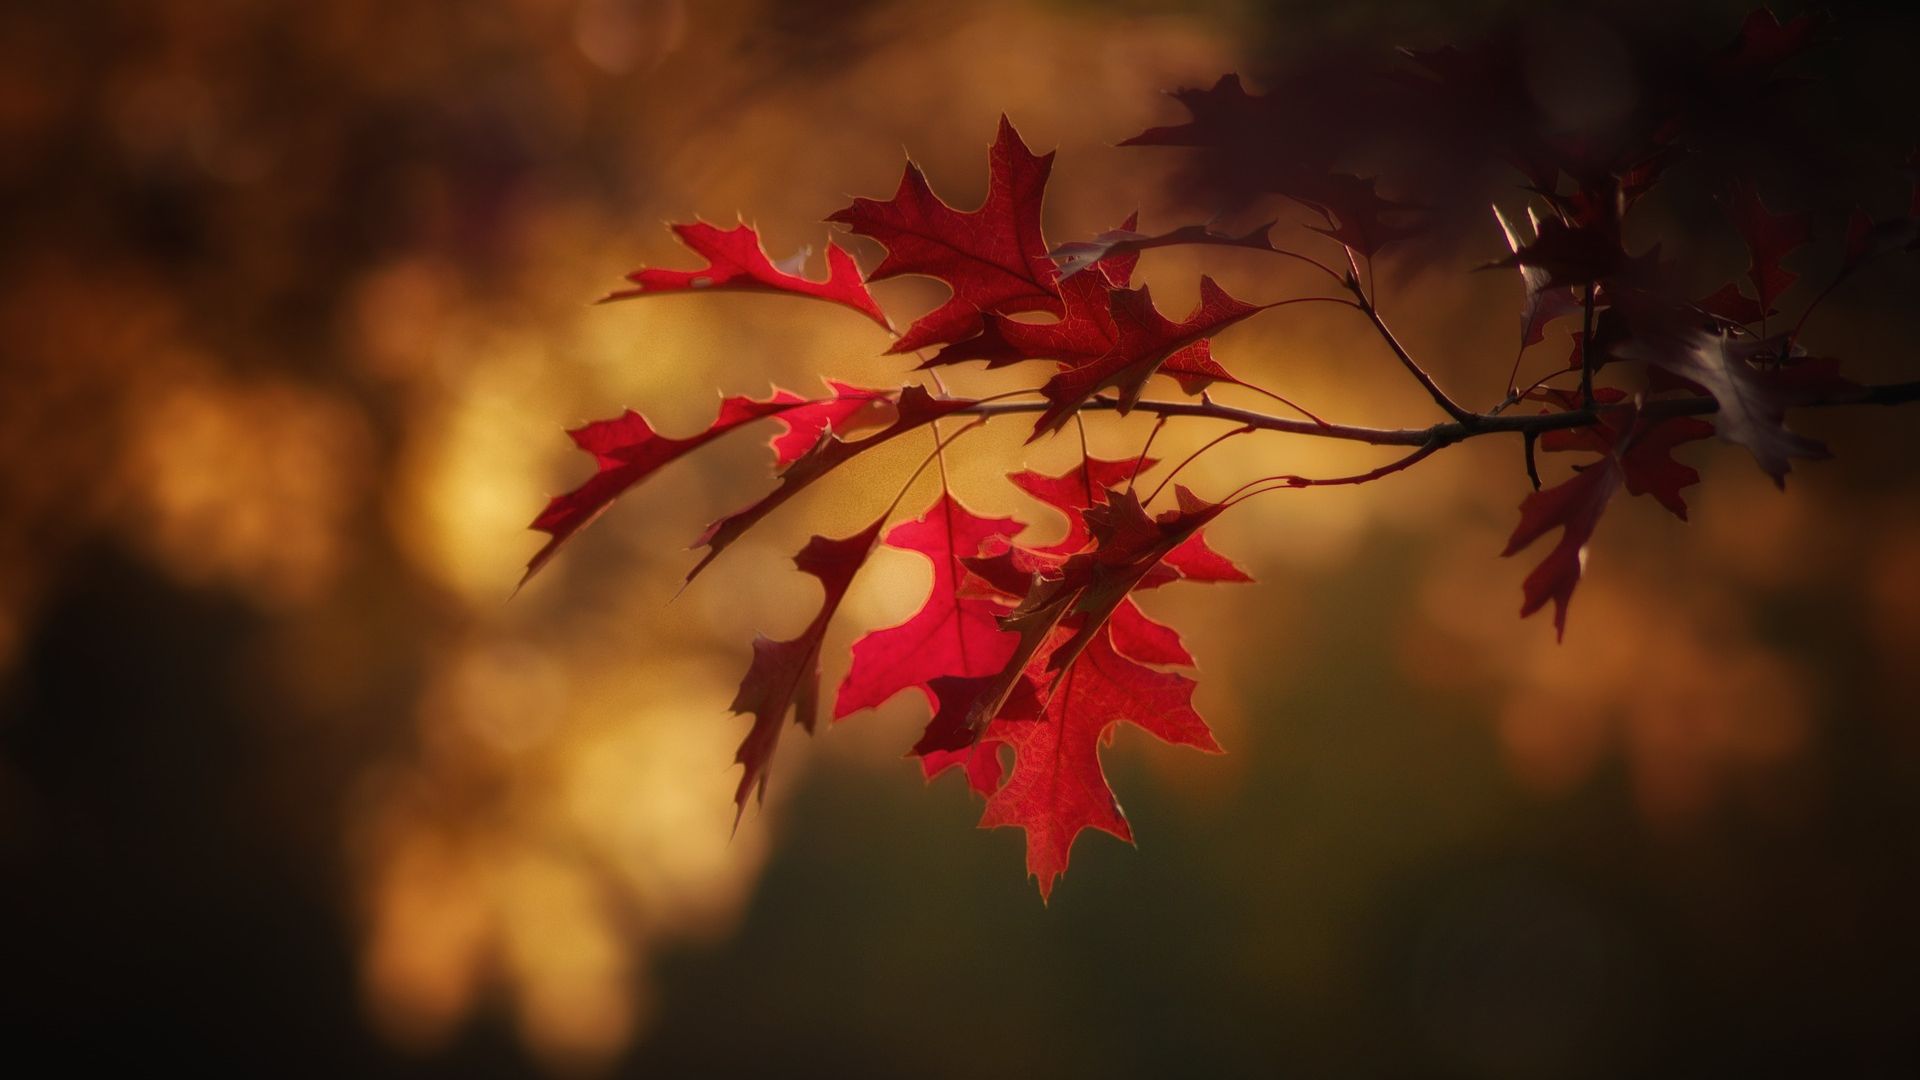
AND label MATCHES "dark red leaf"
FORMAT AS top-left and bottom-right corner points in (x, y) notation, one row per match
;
(1008, 456), (1152, 555)
(729, 519), (885, 821)
(1537, 389), (1714, 520)
(828, 117), (1060, 353)
(1644, 332), (1853, 487)
(1030, 277), (1265, 438)
(1049, 220), (1283, 281)
(1696, 281), (1771, 327)
(1717, 8), (1818, 78)
(1483, 215), (1624, 289)
(1502, 456), (1621, 640)
(1493, 204), (1584, 347)
(1724, 182), (1811, 318)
